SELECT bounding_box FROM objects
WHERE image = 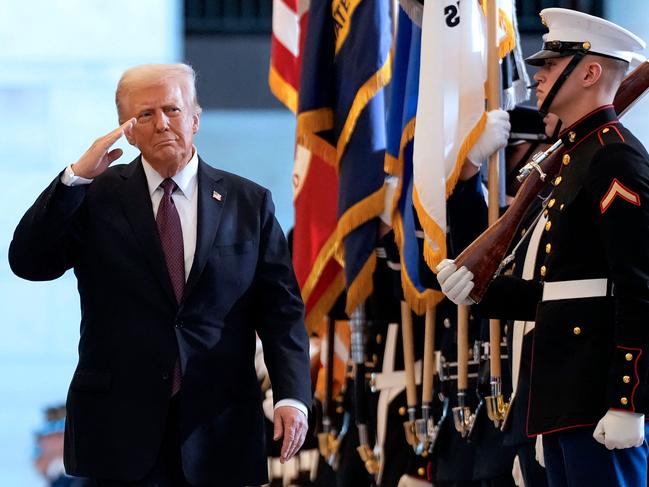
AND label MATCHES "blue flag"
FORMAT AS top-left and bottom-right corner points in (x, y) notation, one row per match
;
(386, 4), (443, 315)
(297, 0), (392, 315)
